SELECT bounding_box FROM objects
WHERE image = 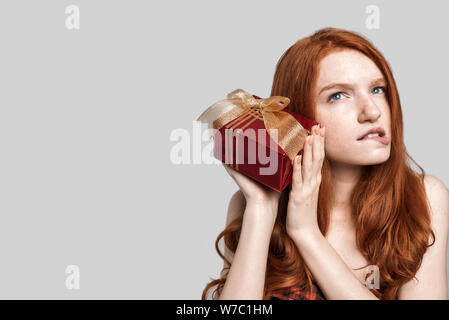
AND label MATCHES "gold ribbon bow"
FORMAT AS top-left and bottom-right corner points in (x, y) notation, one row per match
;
(196, 89), (309, 164)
